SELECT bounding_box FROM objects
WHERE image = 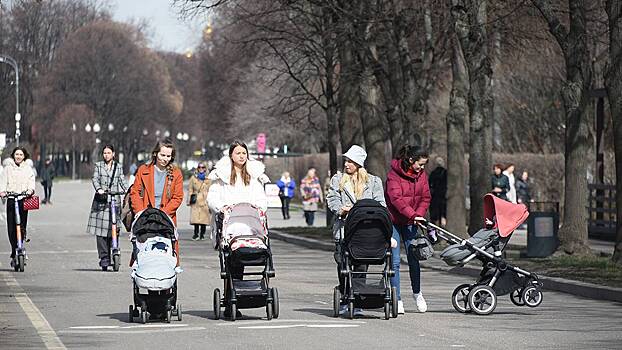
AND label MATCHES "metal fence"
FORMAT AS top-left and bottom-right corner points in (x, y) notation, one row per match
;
(588, 183), (616, 241)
